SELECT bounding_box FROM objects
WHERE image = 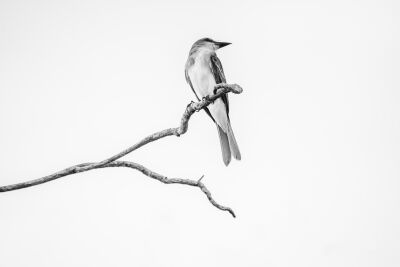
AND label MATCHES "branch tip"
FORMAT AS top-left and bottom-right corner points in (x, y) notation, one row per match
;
(197, 175), (205, 183)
